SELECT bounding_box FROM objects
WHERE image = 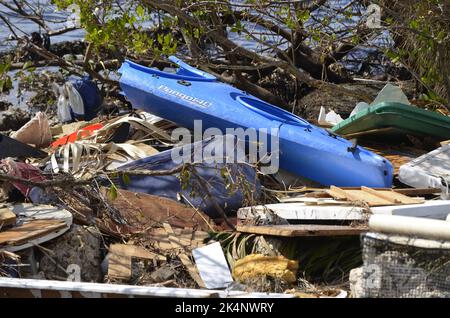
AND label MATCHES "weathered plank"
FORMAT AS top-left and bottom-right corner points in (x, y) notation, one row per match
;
(327, 186), (423, 206)
(109, 244), (166, 260)
(362, 186), (424, 205)
(0, 220), (66, 246)
(237, 224), (368, 237)
(108, 244), (166, 280)
(163, 223), (205, 288)
(393, 188), (441, 196)
(0, 208), (16, 227)
(100, 188), (215, 234)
